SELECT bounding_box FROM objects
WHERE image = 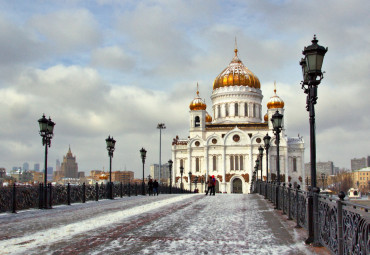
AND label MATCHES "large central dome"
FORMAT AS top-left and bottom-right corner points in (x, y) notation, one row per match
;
(213, 49), (260, 90)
